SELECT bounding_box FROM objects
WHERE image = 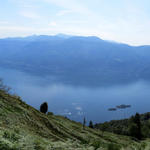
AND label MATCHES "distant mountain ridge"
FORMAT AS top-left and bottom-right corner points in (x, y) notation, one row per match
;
(0, 34), (150, 87)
